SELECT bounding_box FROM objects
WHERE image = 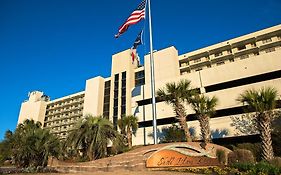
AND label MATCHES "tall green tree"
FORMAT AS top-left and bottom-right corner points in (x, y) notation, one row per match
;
(10, 119), (60, 167)
(237, 87), (278, 161)
(157, 79), (196, 142)
(66, 115), (120, 160)
(190, 94), (218, 143)
(0, 130), (14, 164)
(118, 115), (138, 149)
